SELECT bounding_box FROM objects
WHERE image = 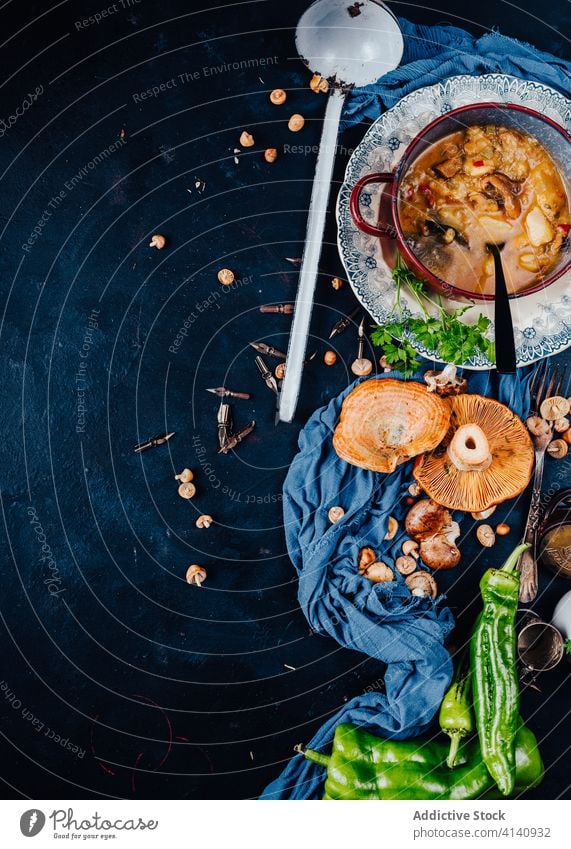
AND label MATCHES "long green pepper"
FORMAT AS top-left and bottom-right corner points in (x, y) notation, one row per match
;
(439, 648), (473, 768)
(471, 542), (529, 796)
